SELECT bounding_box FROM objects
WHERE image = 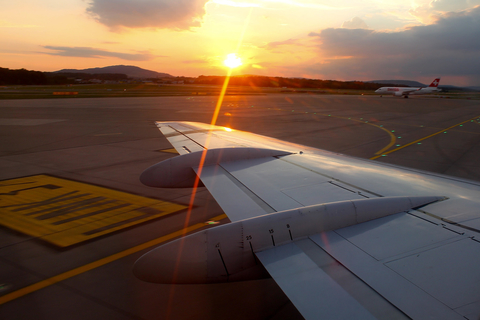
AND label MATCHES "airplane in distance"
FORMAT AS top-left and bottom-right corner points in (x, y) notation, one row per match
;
(135, 121), (480, 320)
(375, 78), (441, 98)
